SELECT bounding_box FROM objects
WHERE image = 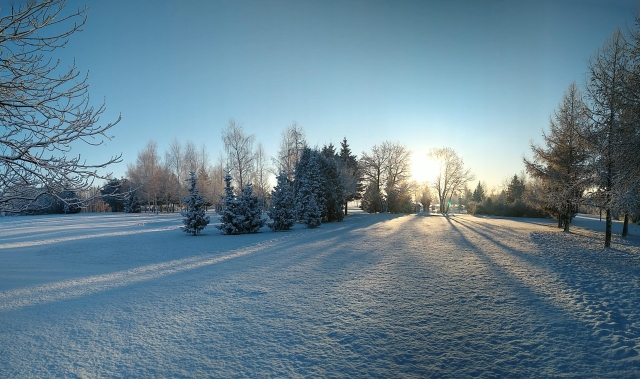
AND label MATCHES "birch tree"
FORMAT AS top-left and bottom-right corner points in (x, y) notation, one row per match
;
(0, 0), (121, 213)
(222, 119), (255, 191)
(429, 147), (475, 214)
